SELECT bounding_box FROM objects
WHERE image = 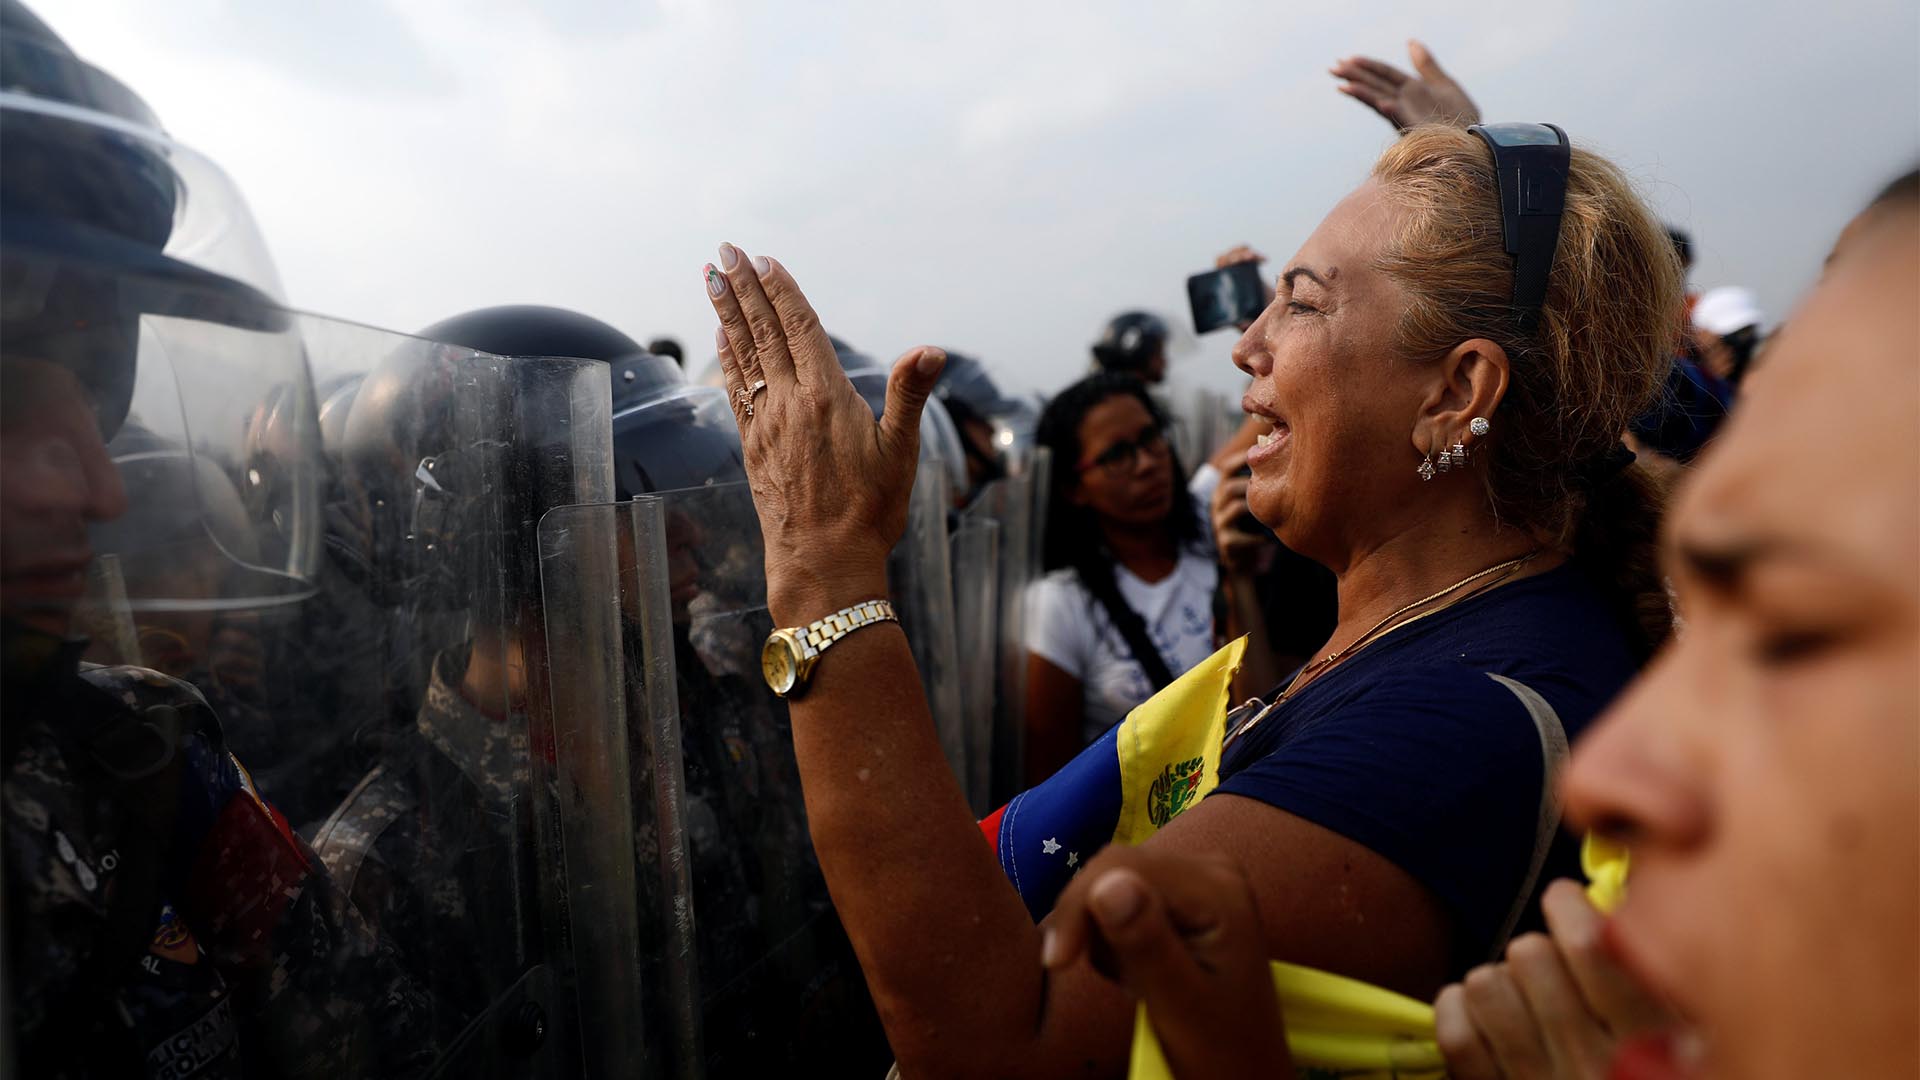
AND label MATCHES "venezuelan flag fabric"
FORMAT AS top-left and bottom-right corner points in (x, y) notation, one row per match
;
(978, 637), (1246, 920)
(974, 636), (1633, 1079)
